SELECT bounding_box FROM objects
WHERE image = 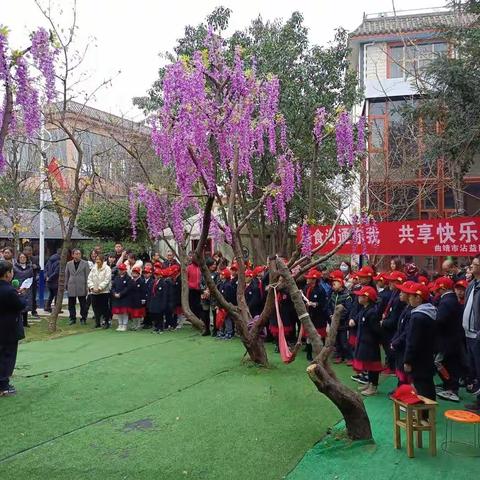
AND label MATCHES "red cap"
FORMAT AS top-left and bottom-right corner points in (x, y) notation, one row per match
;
(403, 282), (430, 301)
(143, 266), (152, 274)
(391, 384), (423, 405)
(118, 263), (127, 271)
(397, 280), (416, 293)
(170, 264), (180, 276)
(455, 279), (469, 289)
(373, 272), (388, 282)
(427, 281), (436, 293)
(154, 262), (162, 269)
(433, 276), (454, 291)
(304, 268), (322, 280)
(252, 266), (265, 276)
(418, 275), (429, 286)
(230, 262), (238, 271)
(154, 267), (163, 276)
(353, 285), (378, 302)
(132, 266), (141, 274)
(329, 270), (344, 284)
(356, 266), (374, 278)
(220, 268), (231, 279)
(386, 270), (407, 283)
(245, 269), (254, 277)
